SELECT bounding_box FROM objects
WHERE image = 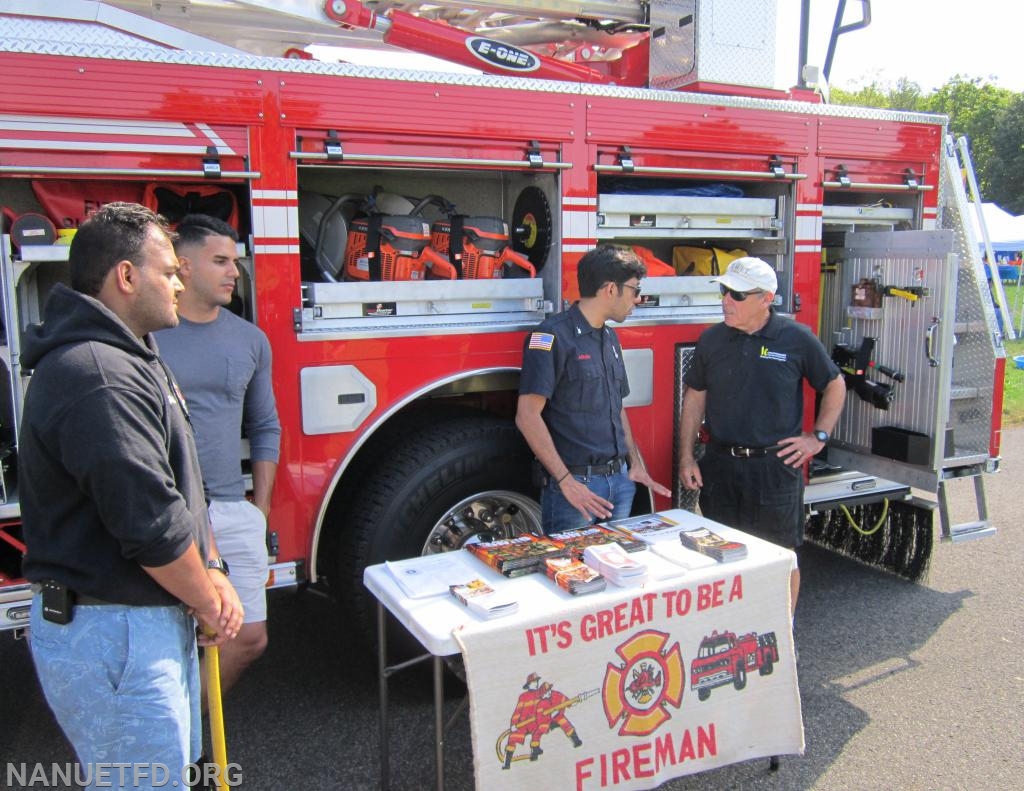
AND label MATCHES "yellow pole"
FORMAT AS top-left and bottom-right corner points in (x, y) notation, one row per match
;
(205, 645), (230, 790)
